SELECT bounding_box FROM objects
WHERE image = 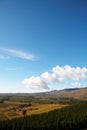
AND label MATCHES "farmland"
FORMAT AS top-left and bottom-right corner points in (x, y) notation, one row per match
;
(0, 101), (68, 121)
(0, 93), (87, 130)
